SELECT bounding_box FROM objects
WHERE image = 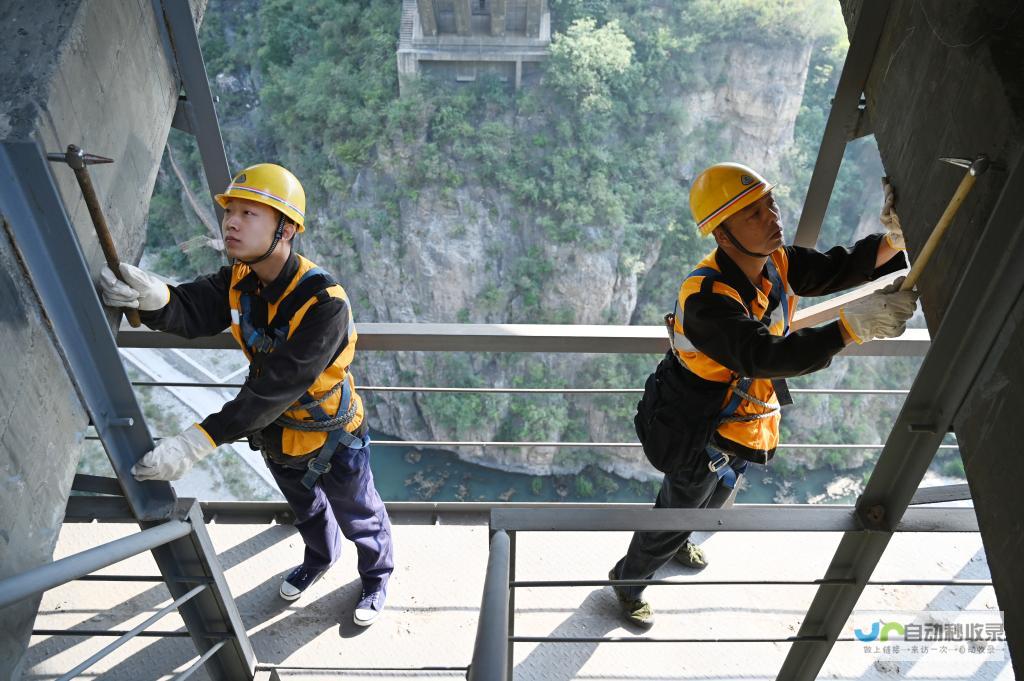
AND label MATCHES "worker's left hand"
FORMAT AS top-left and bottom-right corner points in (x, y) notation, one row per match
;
(132, 424), (217, 481)
(880, 177), (906, 249)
